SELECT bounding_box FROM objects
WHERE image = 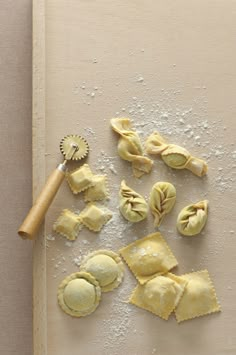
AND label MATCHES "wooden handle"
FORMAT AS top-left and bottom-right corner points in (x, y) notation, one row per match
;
(18, 166), (66, 240)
